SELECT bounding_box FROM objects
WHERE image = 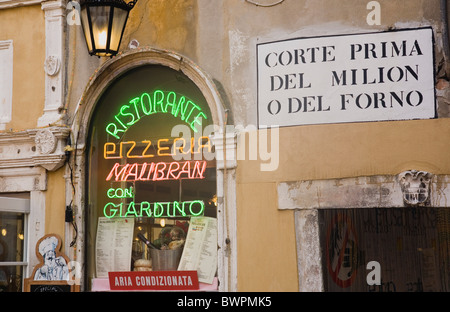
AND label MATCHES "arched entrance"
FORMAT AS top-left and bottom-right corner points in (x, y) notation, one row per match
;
(69, 48), (237, 291)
